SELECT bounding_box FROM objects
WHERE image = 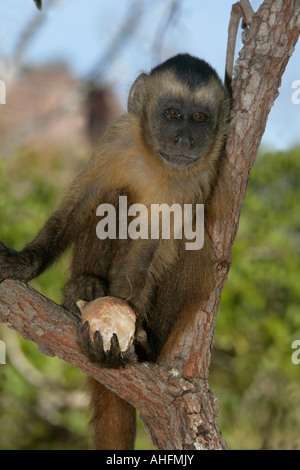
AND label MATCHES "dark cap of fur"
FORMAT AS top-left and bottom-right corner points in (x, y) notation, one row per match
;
(150, 53), (222, 91)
